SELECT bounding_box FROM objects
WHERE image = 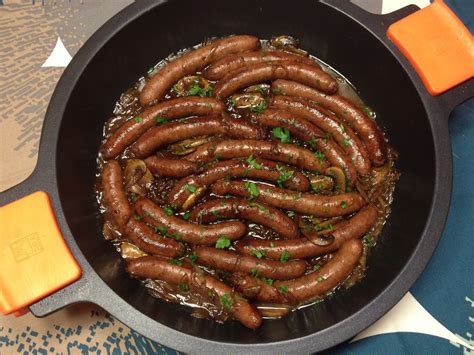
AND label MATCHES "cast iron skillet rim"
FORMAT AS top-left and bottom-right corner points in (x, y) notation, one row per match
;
(36, 0), (453, 353)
